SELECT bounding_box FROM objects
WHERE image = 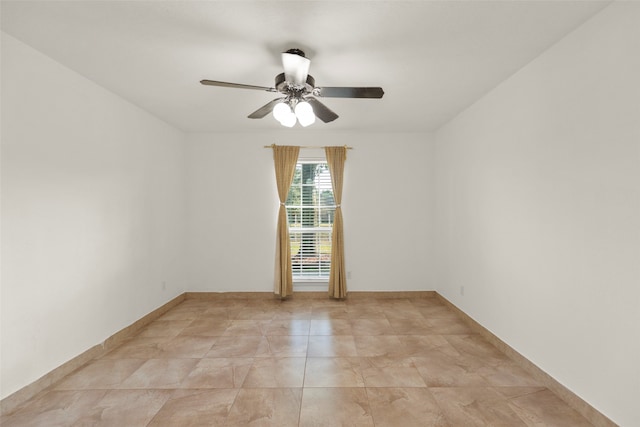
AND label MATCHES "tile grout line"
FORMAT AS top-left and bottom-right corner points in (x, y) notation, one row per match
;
(299, 335), (309, 427)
